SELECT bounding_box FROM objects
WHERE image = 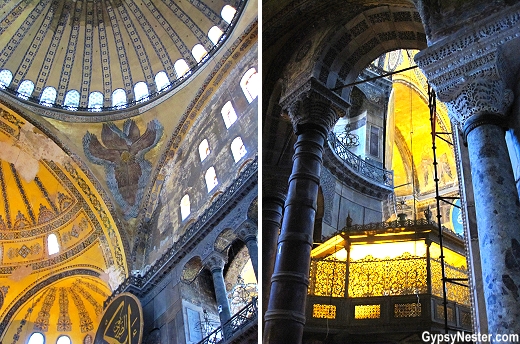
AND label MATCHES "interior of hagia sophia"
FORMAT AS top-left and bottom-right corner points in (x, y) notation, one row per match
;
(0, 0), (258, 343)
(264, 1), (520, 343)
